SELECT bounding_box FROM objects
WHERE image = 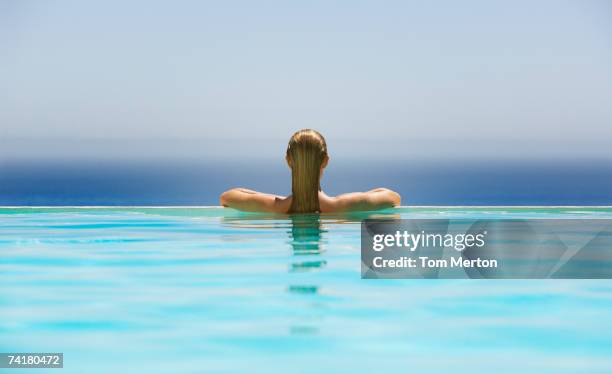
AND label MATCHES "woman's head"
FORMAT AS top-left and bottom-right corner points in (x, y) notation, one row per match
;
(286, 129), (329, 213)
